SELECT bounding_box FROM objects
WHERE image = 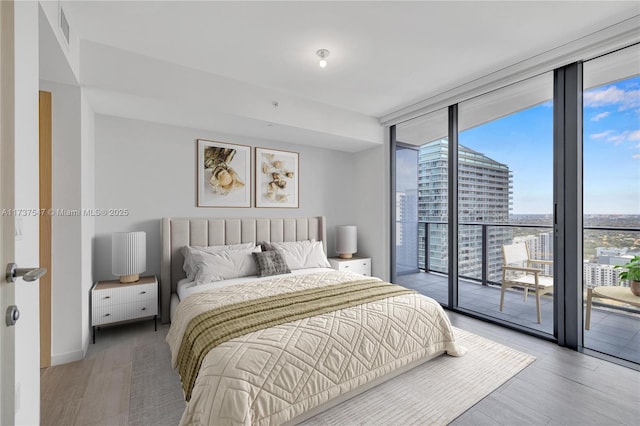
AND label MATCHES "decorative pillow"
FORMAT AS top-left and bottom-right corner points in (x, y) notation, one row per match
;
(191, 246), (262, 285)
(182, 242), (255, 280)
(252, 251), (291, 277)
(267, 240), (331, 270)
